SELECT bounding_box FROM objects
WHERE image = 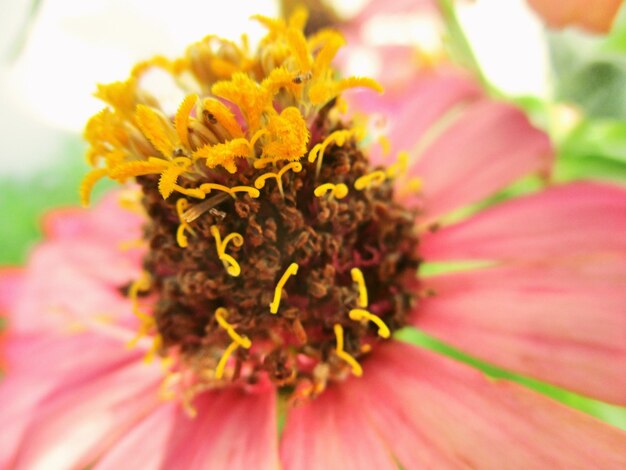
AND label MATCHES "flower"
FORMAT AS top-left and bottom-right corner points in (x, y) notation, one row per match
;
(527, 0), (623, 34)
(3, 10), (626, 469)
